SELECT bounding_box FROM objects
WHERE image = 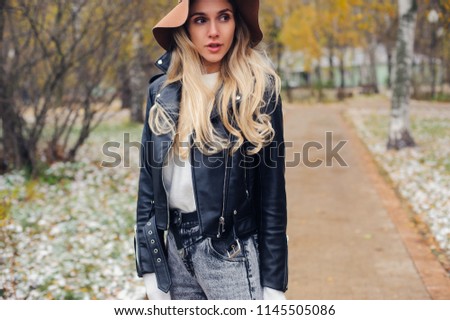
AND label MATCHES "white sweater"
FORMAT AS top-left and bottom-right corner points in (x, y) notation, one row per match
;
(162, 72), (219, 213)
